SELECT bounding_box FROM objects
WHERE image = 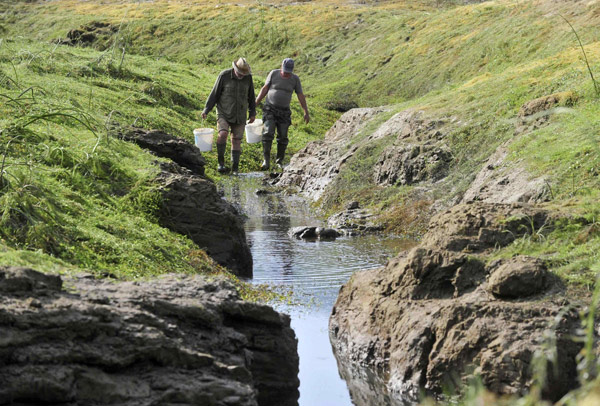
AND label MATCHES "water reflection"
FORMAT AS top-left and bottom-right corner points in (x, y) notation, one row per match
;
(219, 173), (412, 406)
(335, 358), (416, 406)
